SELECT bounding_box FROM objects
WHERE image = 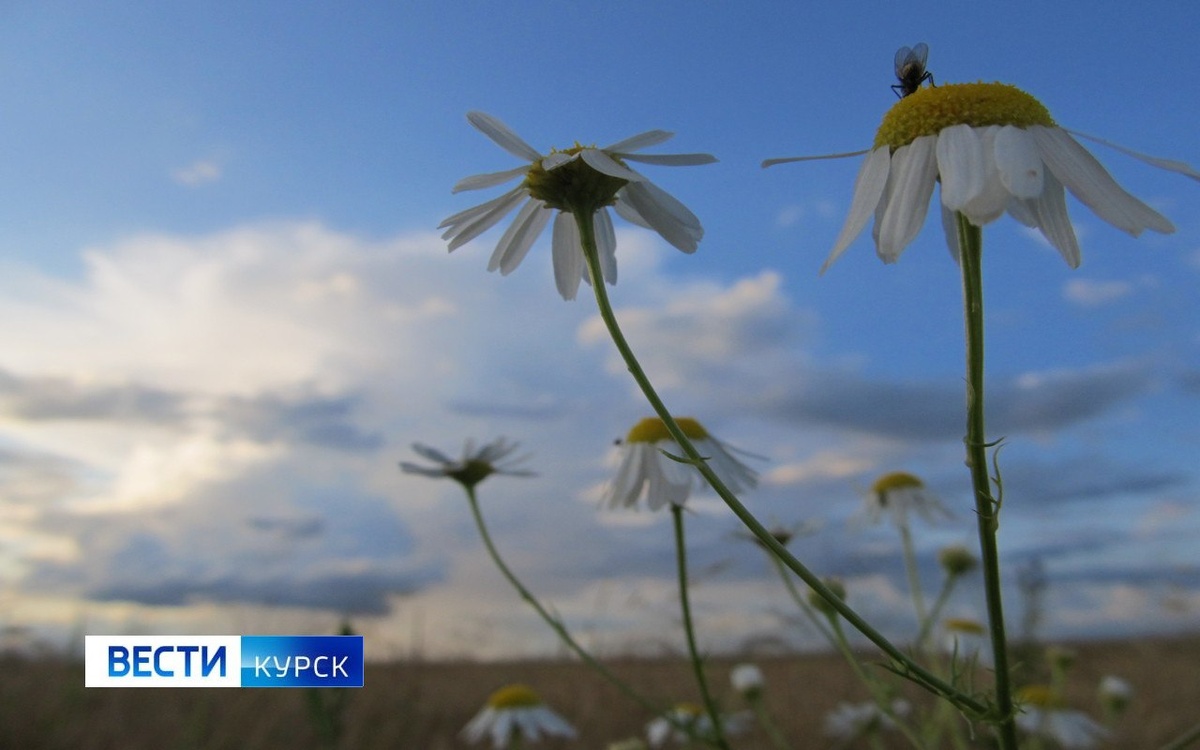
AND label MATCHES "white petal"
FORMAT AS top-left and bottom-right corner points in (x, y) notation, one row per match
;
(875, 135), (938, 263)
(612, 196), (653, 229)
(466, 111), (543, 162)
(580, 148), (643, 181)
(540, 152), (576, 171)
(487, 198), (551, 275)
(1066, 128), (1200, 182)
(762, 149), (872, 169)
(397, 463), (447, 478)
(960, 126), (1010, 226)
(551, 212), (585, 301)
(604, 129), (674, 153)
(617, 180), (703, 253)
(442, 188), (528, 251)
(1023, 169), (1082, 268)
(936, 124), (986, 211)
(451, 165), (530, 193)
(993, 126), (1044, 199)
(1031, 127), (1174, 236)
(620, 152), (718, 167)
(411, 443), (454, 464)
(821, 146), (891, 273)
(939, 203), (962, 264)
(594, 207), (618, 284)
